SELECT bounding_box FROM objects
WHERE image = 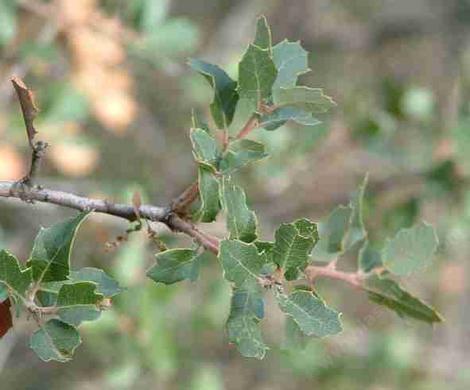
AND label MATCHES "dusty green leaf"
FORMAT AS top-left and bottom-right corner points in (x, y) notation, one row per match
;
(0, 250), (31, 298)
(226, 279), (267, 359)
(30, 212), (90, 283)
(147, 248), (201, 285)
(220, 177), (257, 243)
(383, 222), (438, 276)
(311, 205), (353, 262)
(190, 128), (219, 169)
(238, 44), (277, 111)
(259, 106), (320, 131)
(275, 289), (342, 337)
(197, 165), (221, 222)
(358, 240), (382, 273)
(219, 240), (264, 287)
(272, 40), (309, 90)
(56, 282), (103, 326)
(364, 275), (443, 323)
(253, 15), (272, 53)
(70, 267), (122, 297)
(273, 86), (336, 113)
(30, 319), (81, 362)
(219, 139), (268, 173)
(272, 218), (319, 280)
(188, 59), (239, 128)
(344, 175), (368, 249)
